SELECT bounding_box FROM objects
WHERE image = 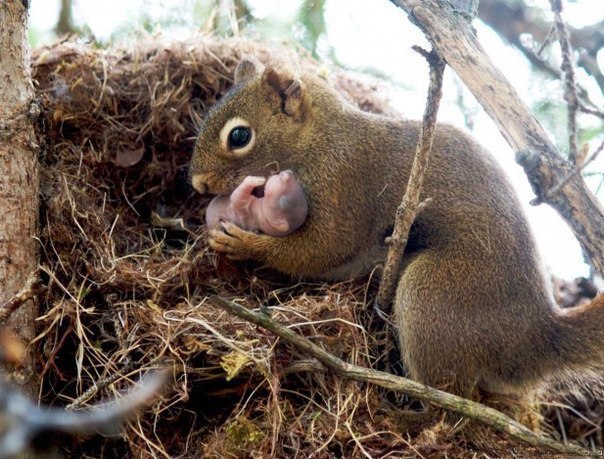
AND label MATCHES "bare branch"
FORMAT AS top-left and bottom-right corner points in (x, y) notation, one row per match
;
(377, 48), (444, 310)
(390, 0), (604, 275)
(549, 0), (579, 163)
(478, 2), (604, 96)
(209, 296), (588, 455)
(544, 138), (604, 200)
(537, 25), (556, 56)
(0, 274), (42, 322)
(579, 101), (604, 120)
(0, 370), (167, 457)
